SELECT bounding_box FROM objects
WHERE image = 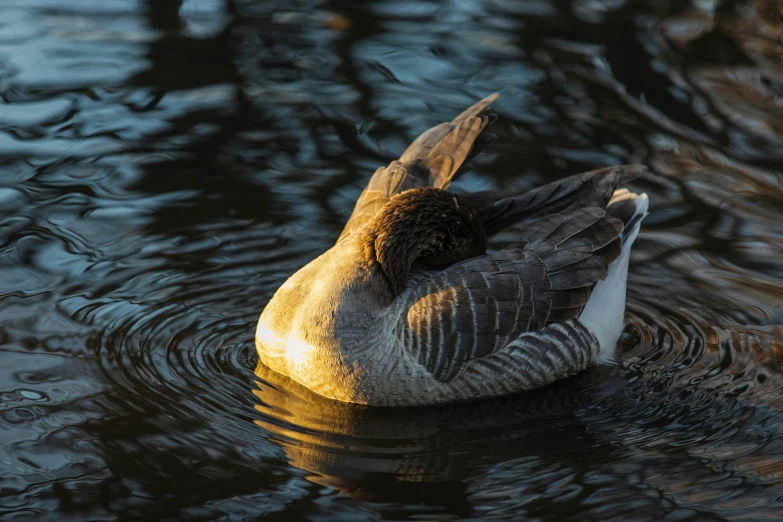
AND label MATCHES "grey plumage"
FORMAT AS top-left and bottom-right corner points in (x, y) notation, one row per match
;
(257, 93), (649, 406)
